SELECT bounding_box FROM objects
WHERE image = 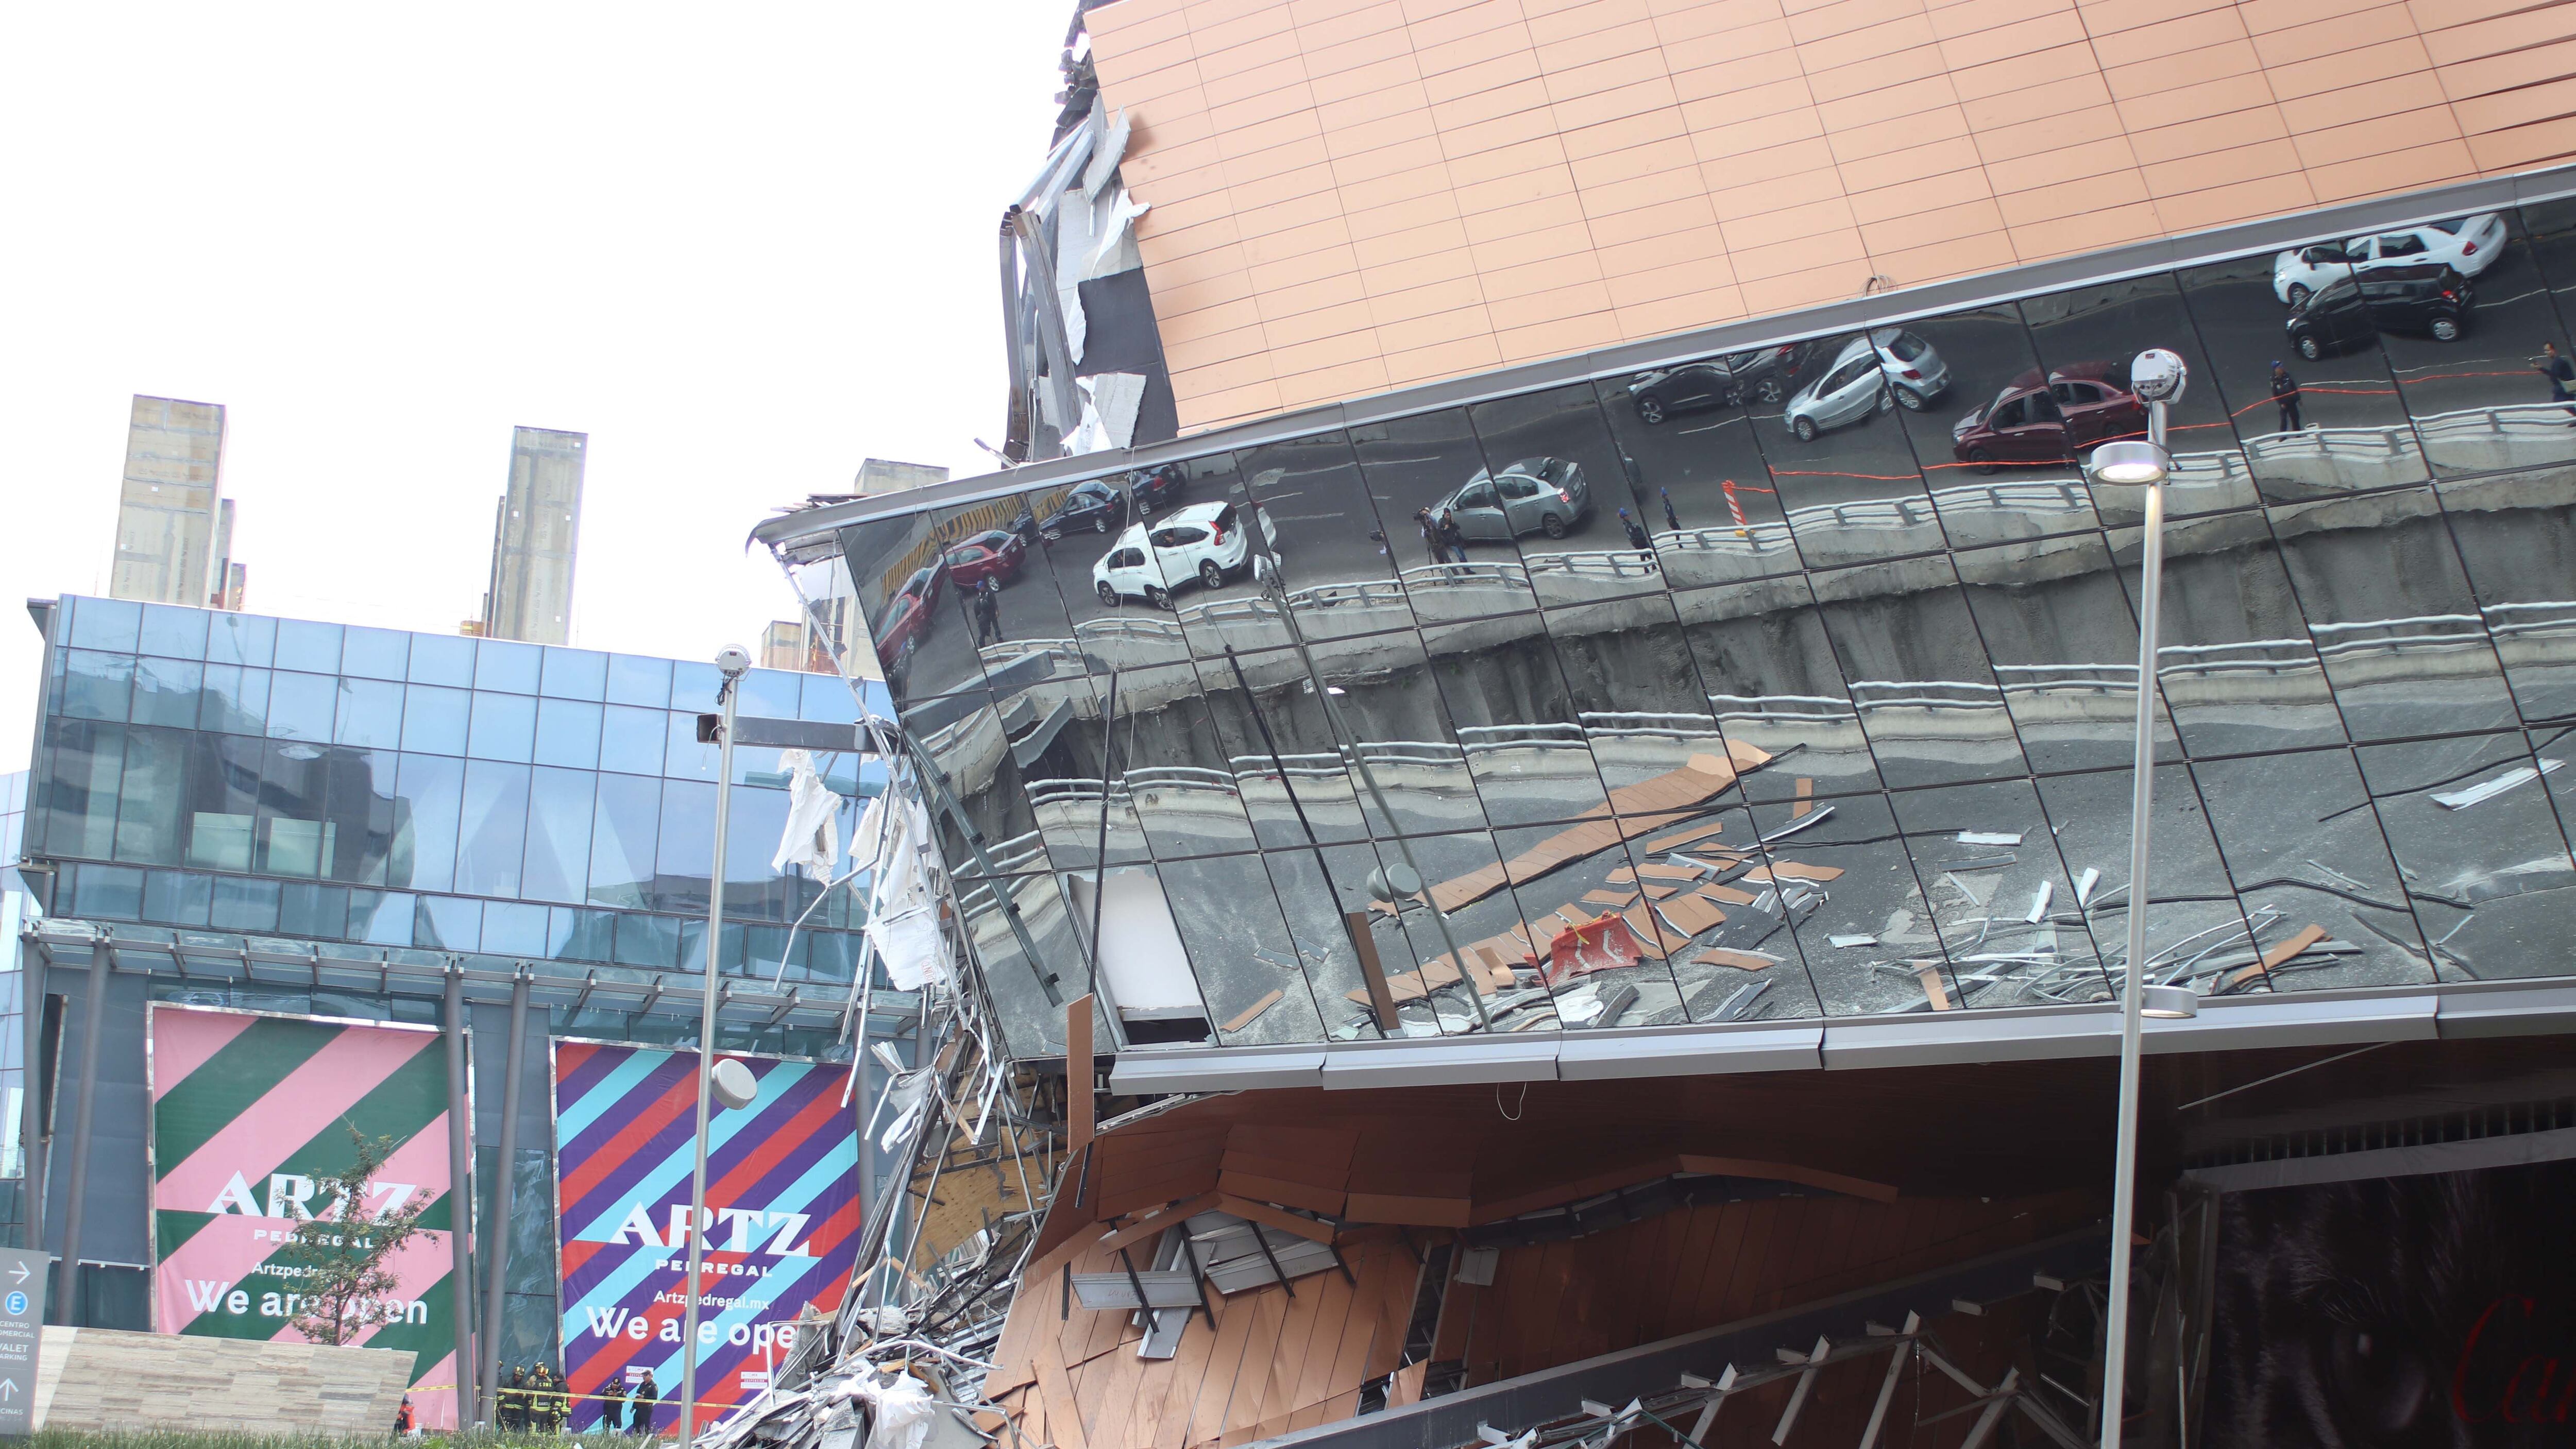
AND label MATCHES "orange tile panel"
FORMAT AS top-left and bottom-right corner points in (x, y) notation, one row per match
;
(1705, 163), (1846, 221)
(1553, 73), (1687, 128)
(2423, 4), (2576, 66)
(1529, 0), (1657, 45)
(1180, 377), (1288, 431)
(1365, 269), (1487, 318)
(1993, 166), (2151, 224)
(1580, 163), (1721, 216)
(2464, 116), (2576, 172)
(1405, 0), (1531, 47)
(1095, 55), (1210, 108)
(1606, 254), (1741, 306)
(1462, 191), (1592, 243)
(1338, 158), (1460, 212)
(1540, 46), (1677, 108)
(2455, 75), (2576, 137)
(2002, 199), (2166, 259)
(1569, 132), (1701, 185)
(1347, 190), (1468, 242)
(2413, 0), (2561, 28)
(2088, 7), (2250, 69)
(1839, 133), (1986, 196)
(1148, 268), (1258, 319)
(1350, 215), (1475, 267)
(1679, 75), (1820, 132)
(1652, 0), (1798, 44)
(1493, 310), (1627, 361)
(1686, 104), (1828, 161)
(1383, 332), (1511, 383)
(2151, 171), (2319, 233)
(1792, 13), (1941, 73)
(1487, 278), (1619, 328)
(1856, 195), (2008, 252)
(1980, 134), (2145, 195)
(1468, 217), (1603, 267)
(1174, 344), (1284, 395)
(1826, 103), (1971, 164)
(1189, 0), (1298, 49)
(1532, 19), (1670, 72)
(1242, 213), (1360, 268)
(1091, 0), (1195, 45)
(1422, 49), (1543, 107)
(1317, 81), (1436, 132)
(1248, 242), (1368, 292)
(1333, 133), (1451, 184)
(1143, 196), (1247, 251)
(1163, 321), (1279, 373)
(2126, 105), (2293, 165)
(2075, 0), (2240, 37)
(2139, 137), (2306, 197)
(1322, 107), (1441, 159)
(1120, 133), (1225, 190)
(2265, 36), (2435, 101)
(2251, 2), (2421, 67)
(1584, 192), (1723, 246)
(1928, 0), (2077, 43)
(1210, 80), (1324, 136)
(1561, 105), (1694, 157)
(1160, 296), (1269, 346)
(1307, 33), (1421, 88)
(2290, 105), (2464, 168)
(1453, 159), (1582, 213)
(1098, 31), (1209, 88)
(1267, 325), (1392, 377)
(1613, 283), (1749, 334)
(1258, 268), (1372, 318)
(1950, 41), (2102, 105)
(1277, 356), (1399, 405)
(1737, 252), (1878, 310)
(2239, 0), (2403, 31)
(1294, 0), (1403, 25)
(2110, 70), (2283, 131)
(1725, 215), (1867, 276)
(1446, 131), (1575, 185)
(2100, 38), (2265, 103)
(1374, 300), (1499, 350)
(1937, 6), (2089, 67)
(1673, 49), (1816, 112)
(1789, 0), (1933, 45)
(2438, 36), (2576, 105)
(1483, 245), (1609, 297)
(1845, 160), (1992, 225)
(1301, 0), (1414, 48)
(1430, 76), (1556, 132)
(2305, 138), (2476, 202)
(1975, 100), (2128, 165)
(1215, 109), (1330, 160)
(1596, 220), (1734, 274)
(1813, 70), (1964, 127)
(1232, 172), (1348, 229)
(1200, 42), (1313, 96)
(1663, 18), (1797, 80)
(1416, 23), (1538, 83)
(1439, 101), (1573, 160)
